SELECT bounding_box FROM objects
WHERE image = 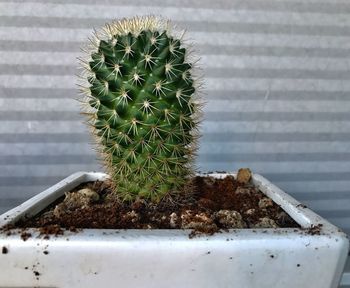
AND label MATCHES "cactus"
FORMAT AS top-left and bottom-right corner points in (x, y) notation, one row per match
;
(79, 16), (202, 201)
